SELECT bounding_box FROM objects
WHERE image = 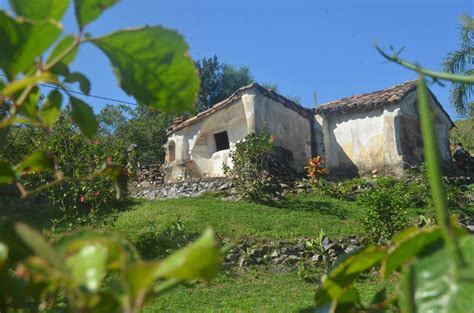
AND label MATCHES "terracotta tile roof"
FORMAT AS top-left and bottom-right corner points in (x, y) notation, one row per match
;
(316, 80), (418, 114)
(167, 82), (310, 134)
